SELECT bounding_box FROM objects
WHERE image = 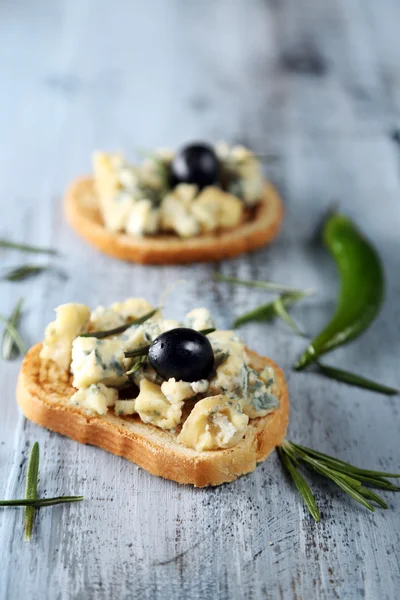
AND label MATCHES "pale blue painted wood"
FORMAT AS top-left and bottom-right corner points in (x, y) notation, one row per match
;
(0, 1), (399, 599)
